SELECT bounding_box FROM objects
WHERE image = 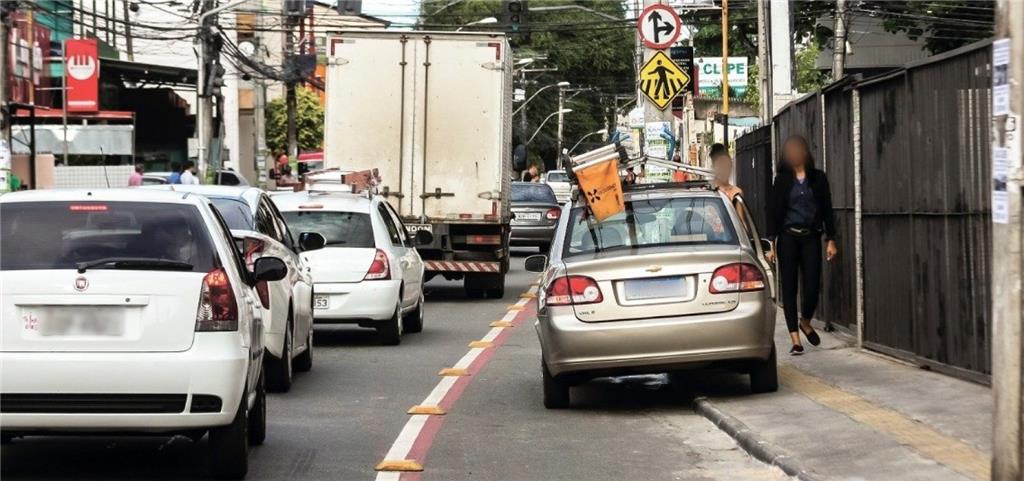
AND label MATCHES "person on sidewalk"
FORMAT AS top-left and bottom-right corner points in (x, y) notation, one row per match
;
(180, 161), (199, 185)
(167, 162), (182, 185)
(128, 165), (144, 186)
(766, 135), (838, 355)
